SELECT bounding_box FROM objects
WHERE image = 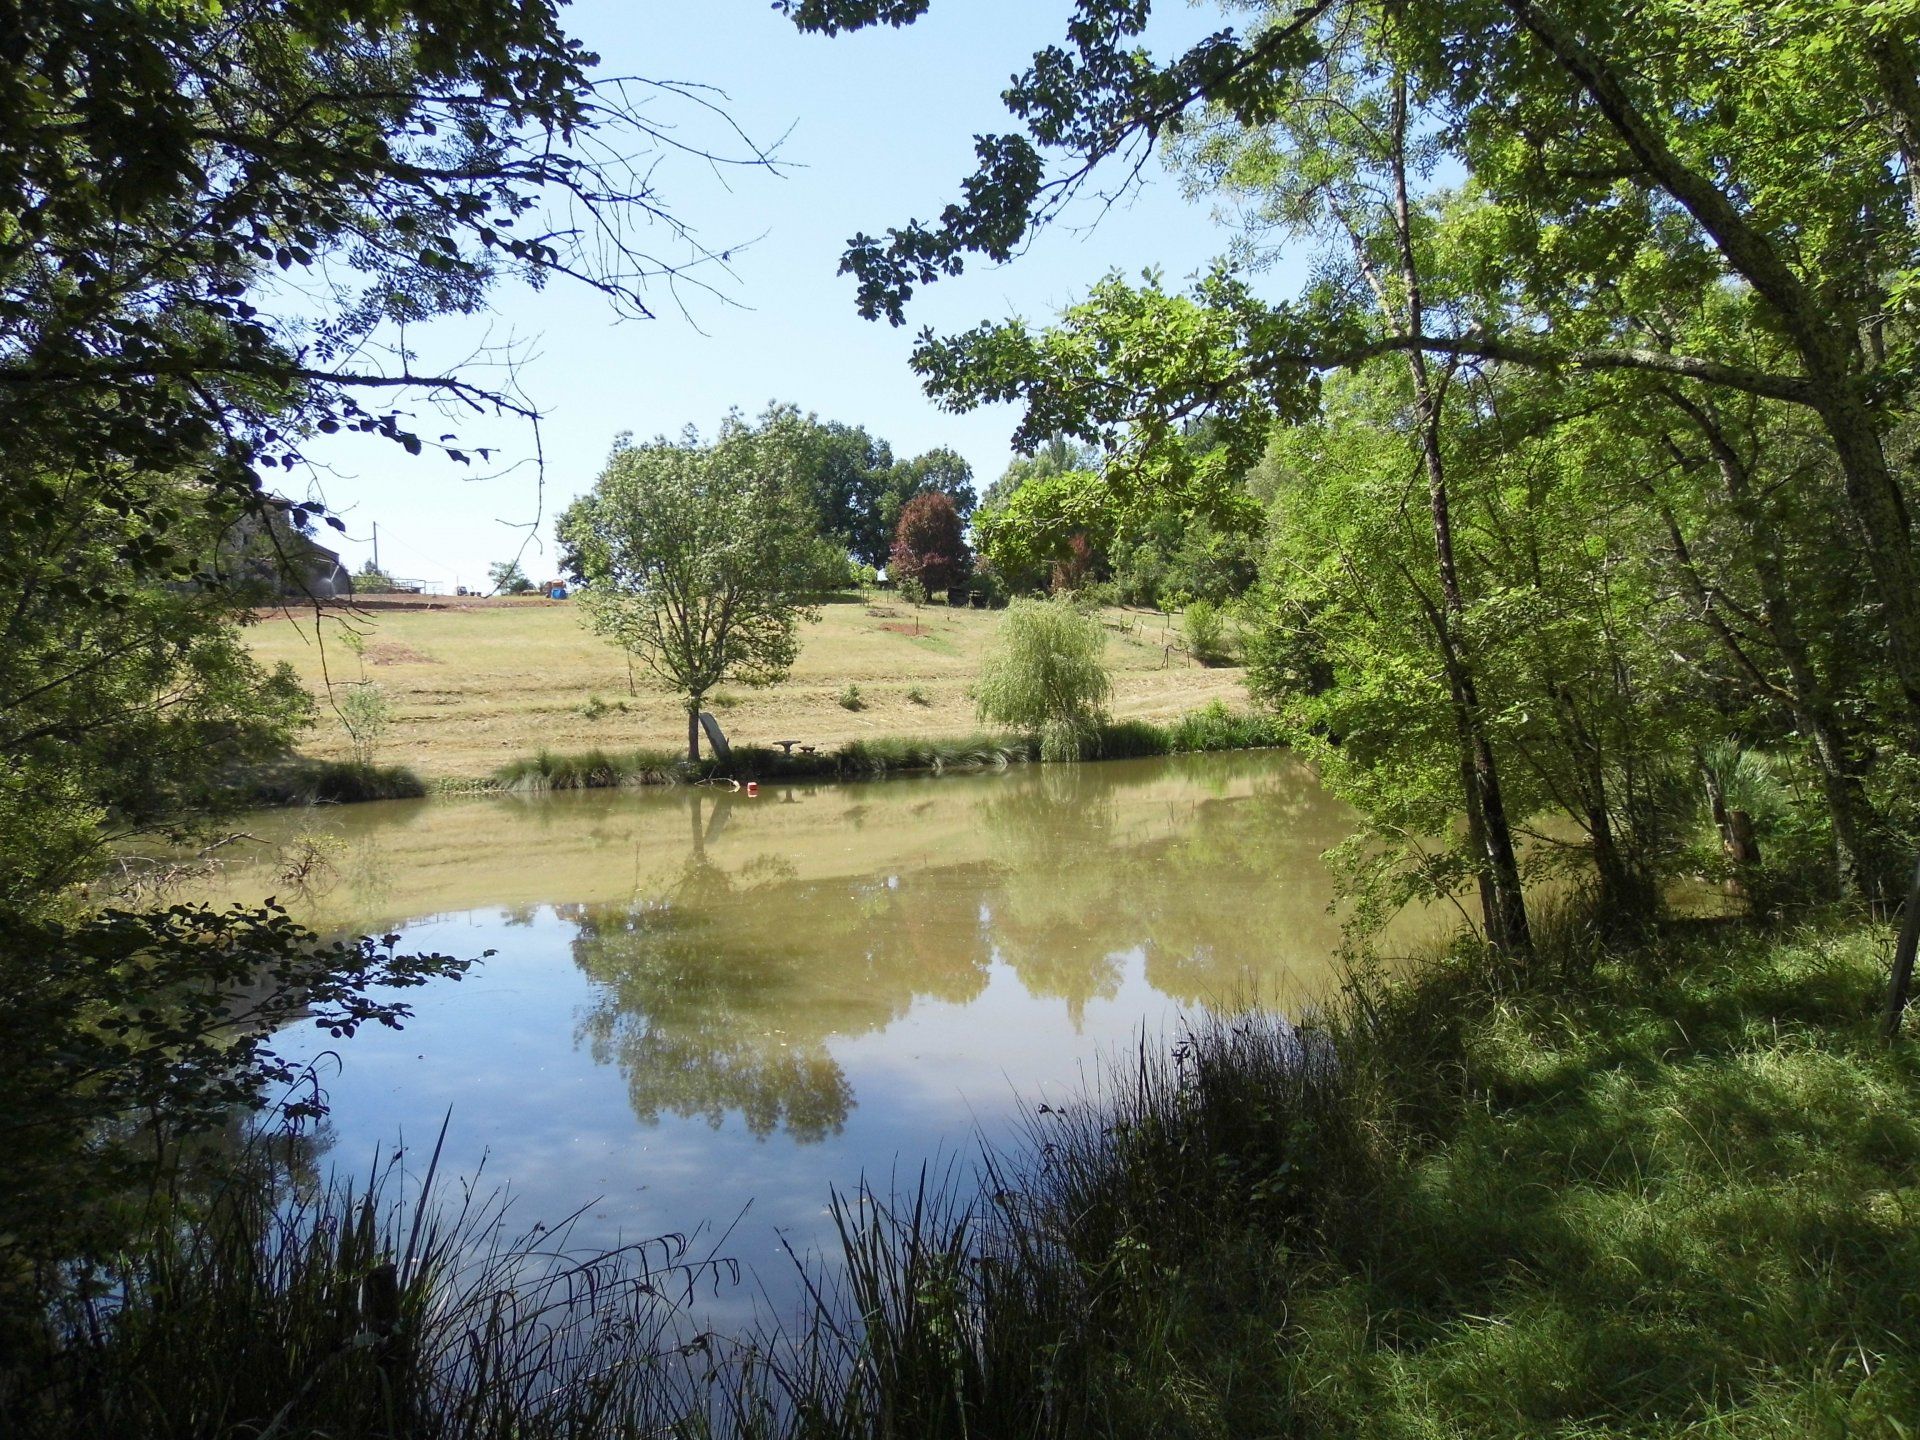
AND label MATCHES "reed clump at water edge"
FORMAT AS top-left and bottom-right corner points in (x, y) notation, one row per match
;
(491, 702), (1291, 793)
(11, 910), (1915, 1437)
(1, 1121), (748, 1440)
